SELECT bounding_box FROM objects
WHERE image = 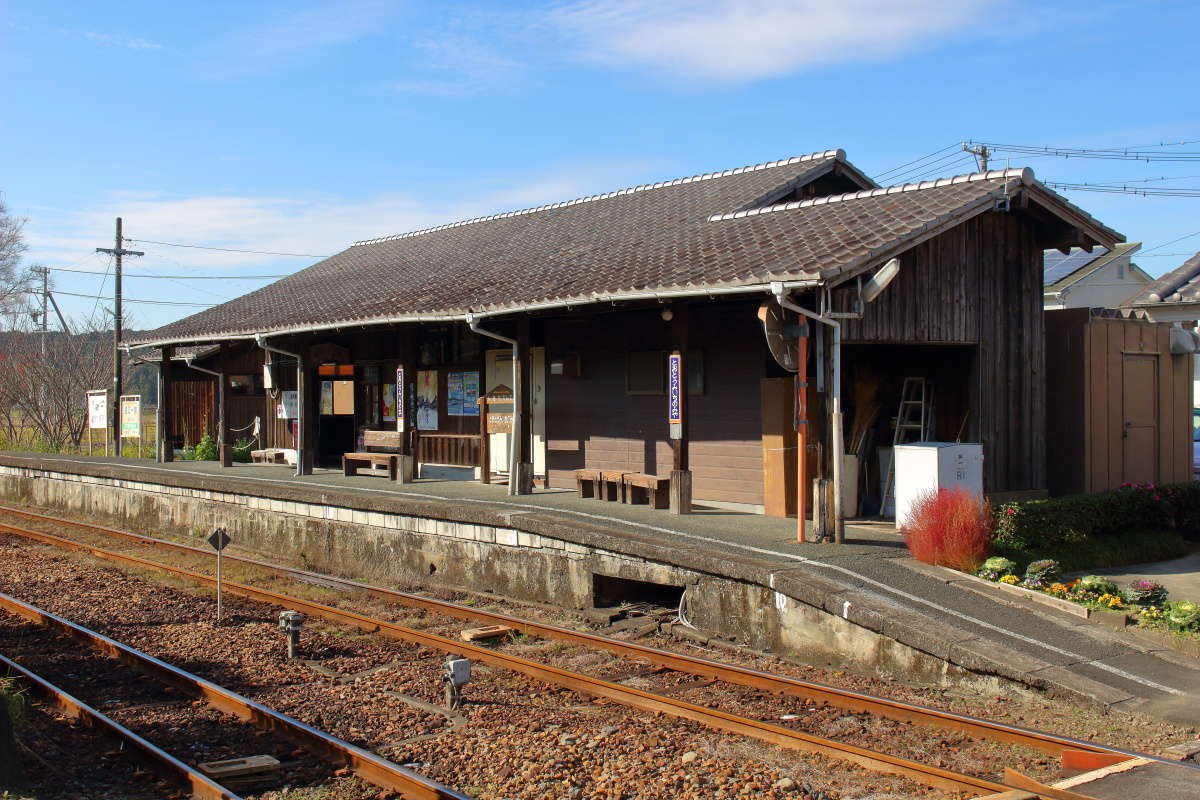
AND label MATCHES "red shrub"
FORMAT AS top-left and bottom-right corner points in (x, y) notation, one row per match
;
(903, 488), (993, 571)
